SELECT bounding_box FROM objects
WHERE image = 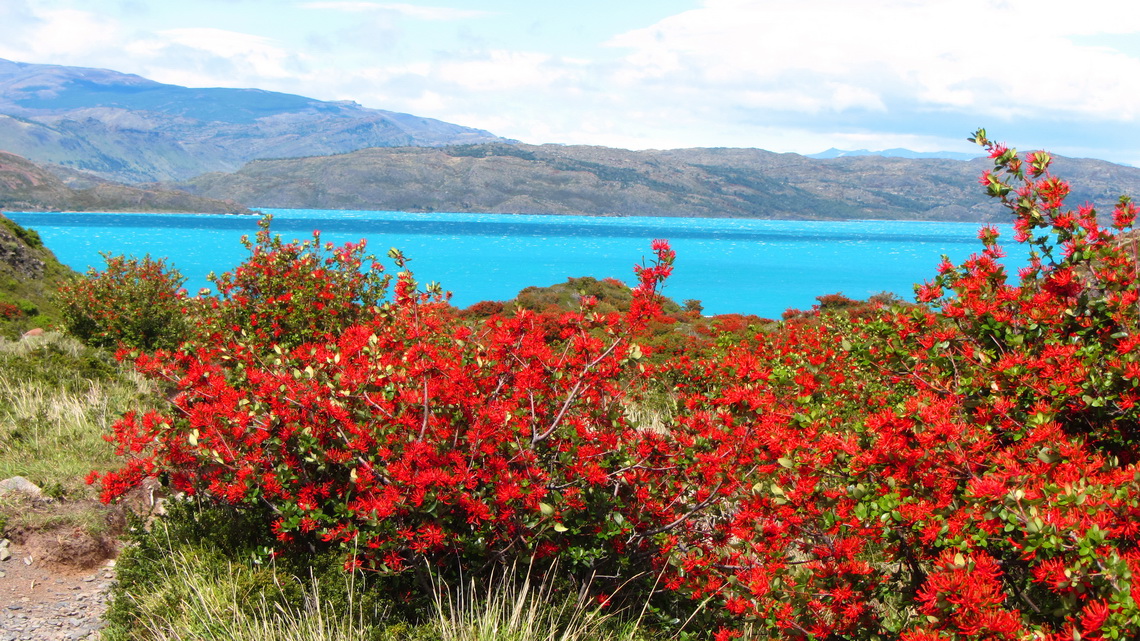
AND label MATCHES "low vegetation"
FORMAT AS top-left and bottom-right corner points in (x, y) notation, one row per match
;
(0, 332), (158, 493)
